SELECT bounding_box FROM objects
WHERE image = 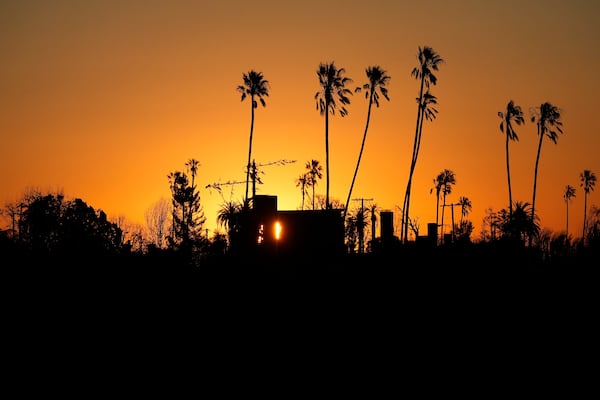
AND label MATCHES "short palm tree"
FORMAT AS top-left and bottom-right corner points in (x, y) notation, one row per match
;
(580, 169), (597, 242)
(305, 159), (323, 210)
(498, 100), (524, 217)
(402, 46), (444, 243)
(457, 196), (472, 225)
(237, 70), (269, 207)
(499, 200), (539, 244)
(315, 62), (352, 209)
(563, 184), (576, 239)
(530, 102), (564, 246)
(217, 200), (242, 245)
(343, 65), (390, 219)
(430, 172), (444, 241)
(295, 173), (309, 210)
(438, 169), (456, 244)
